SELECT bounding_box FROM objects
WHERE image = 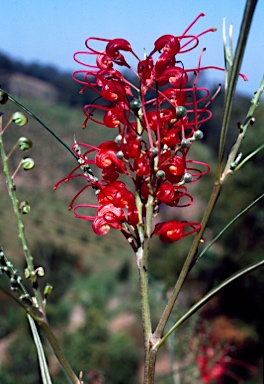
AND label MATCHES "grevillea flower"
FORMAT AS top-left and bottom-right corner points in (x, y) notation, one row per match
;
(55, 14), (247, 247)
(194, 325), (257, 383)
(152, 221), (201, 243)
